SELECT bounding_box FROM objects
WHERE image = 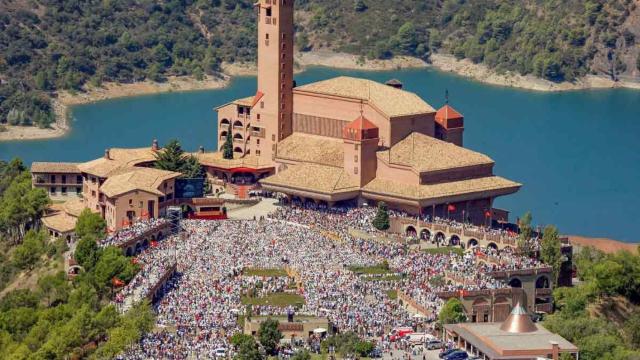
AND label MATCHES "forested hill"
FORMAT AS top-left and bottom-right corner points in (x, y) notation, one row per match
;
(1, 0), (639, 130)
